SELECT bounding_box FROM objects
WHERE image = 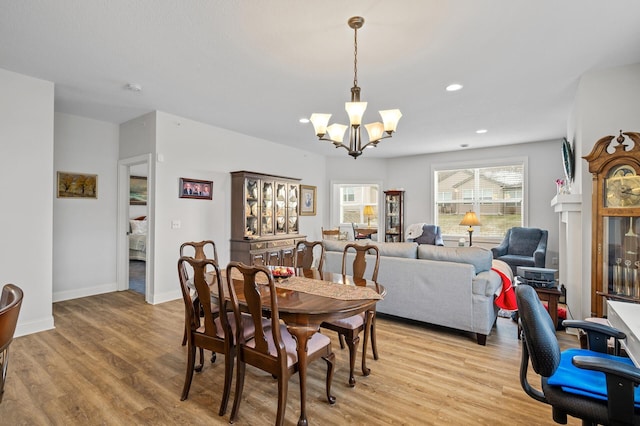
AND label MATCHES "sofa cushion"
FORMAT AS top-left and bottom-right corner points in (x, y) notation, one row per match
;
(417, 245), (493, 274)
(322, 239), (370, 252)
(373, 242), (418, 259)
(322, 240), (418, 259)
